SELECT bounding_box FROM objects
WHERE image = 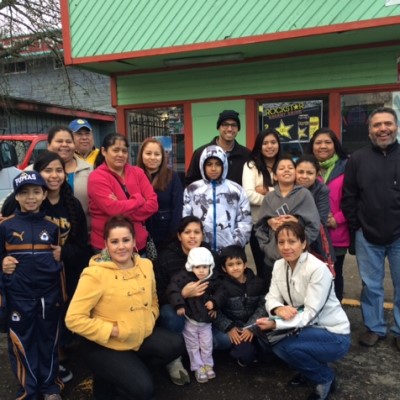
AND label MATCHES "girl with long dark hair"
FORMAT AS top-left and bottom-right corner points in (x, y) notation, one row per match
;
(242, 129), (281, 284)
